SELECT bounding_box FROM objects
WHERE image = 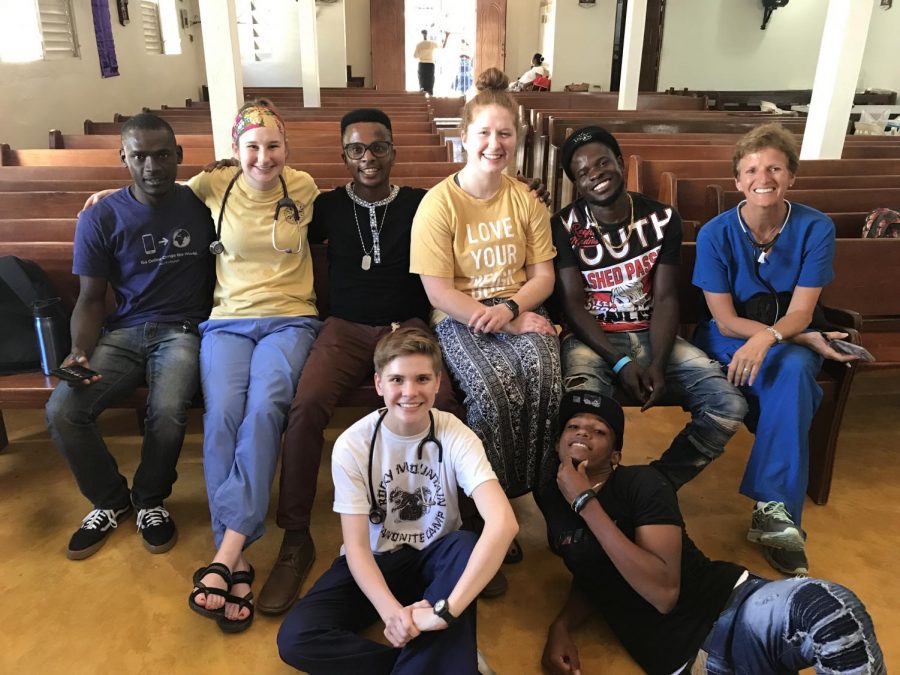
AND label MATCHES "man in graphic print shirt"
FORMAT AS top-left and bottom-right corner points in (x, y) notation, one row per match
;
(551, 126), (748, 490)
